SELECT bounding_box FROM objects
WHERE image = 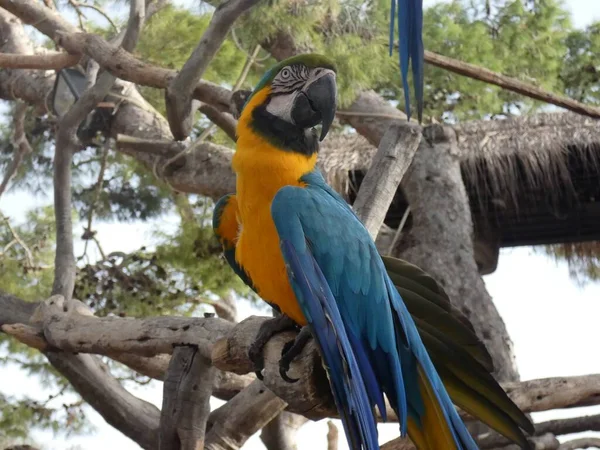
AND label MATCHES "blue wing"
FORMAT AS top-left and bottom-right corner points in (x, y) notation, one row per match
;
(271, 171), (478, 449)
(390, 0), (424, 121)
